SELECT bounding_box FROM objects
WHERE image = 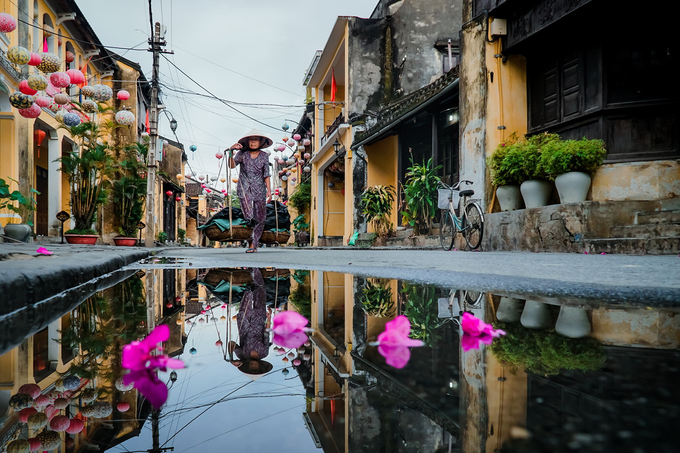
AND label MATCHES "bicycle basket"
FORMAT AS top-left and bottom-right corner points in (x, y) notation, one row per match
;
(438, 188), (460, 210)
